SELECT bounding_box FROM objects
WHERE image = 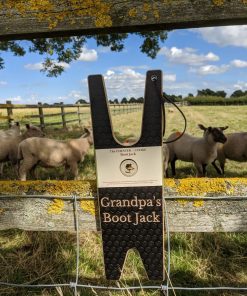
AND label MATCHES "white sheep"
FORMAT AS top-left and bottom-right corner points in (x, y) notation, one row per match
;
(18, 127), (93, 181)
(167, 124), (228, 177)
(0, 124), (44, 178)
(163, 143), (169, 177)
(0, 121), (21, 138)
(0, 122), (21, 175)
(212, 132), (247, 174)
